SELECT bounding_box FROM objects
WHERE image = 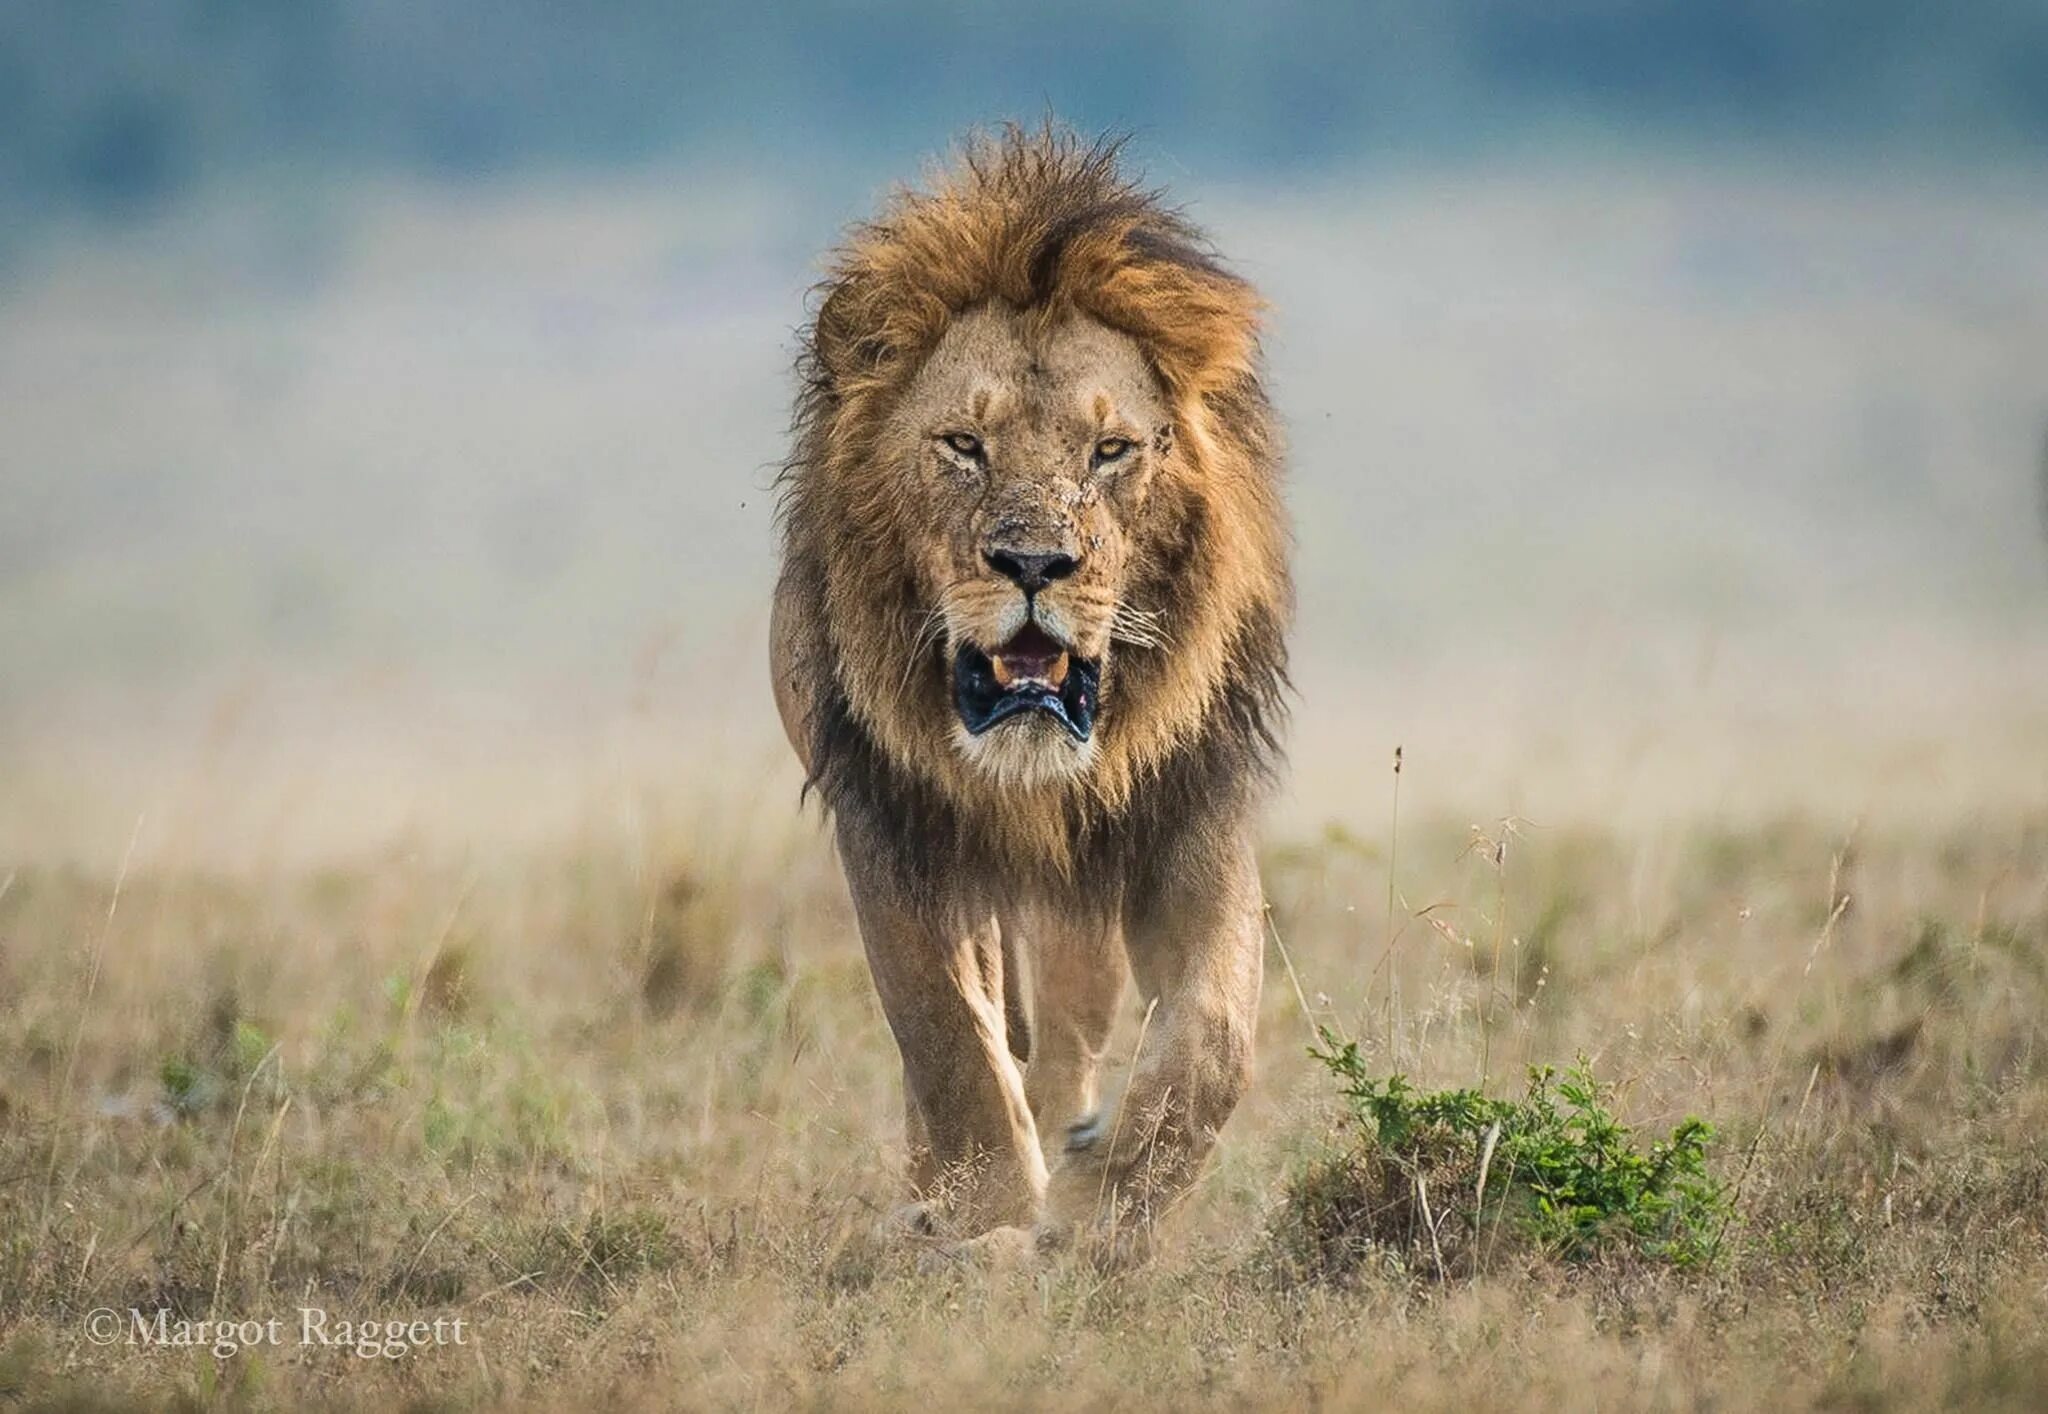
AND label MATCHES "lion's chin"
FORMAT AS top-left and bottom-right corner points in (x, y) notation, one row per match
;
(951, 713), (1097, 789)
